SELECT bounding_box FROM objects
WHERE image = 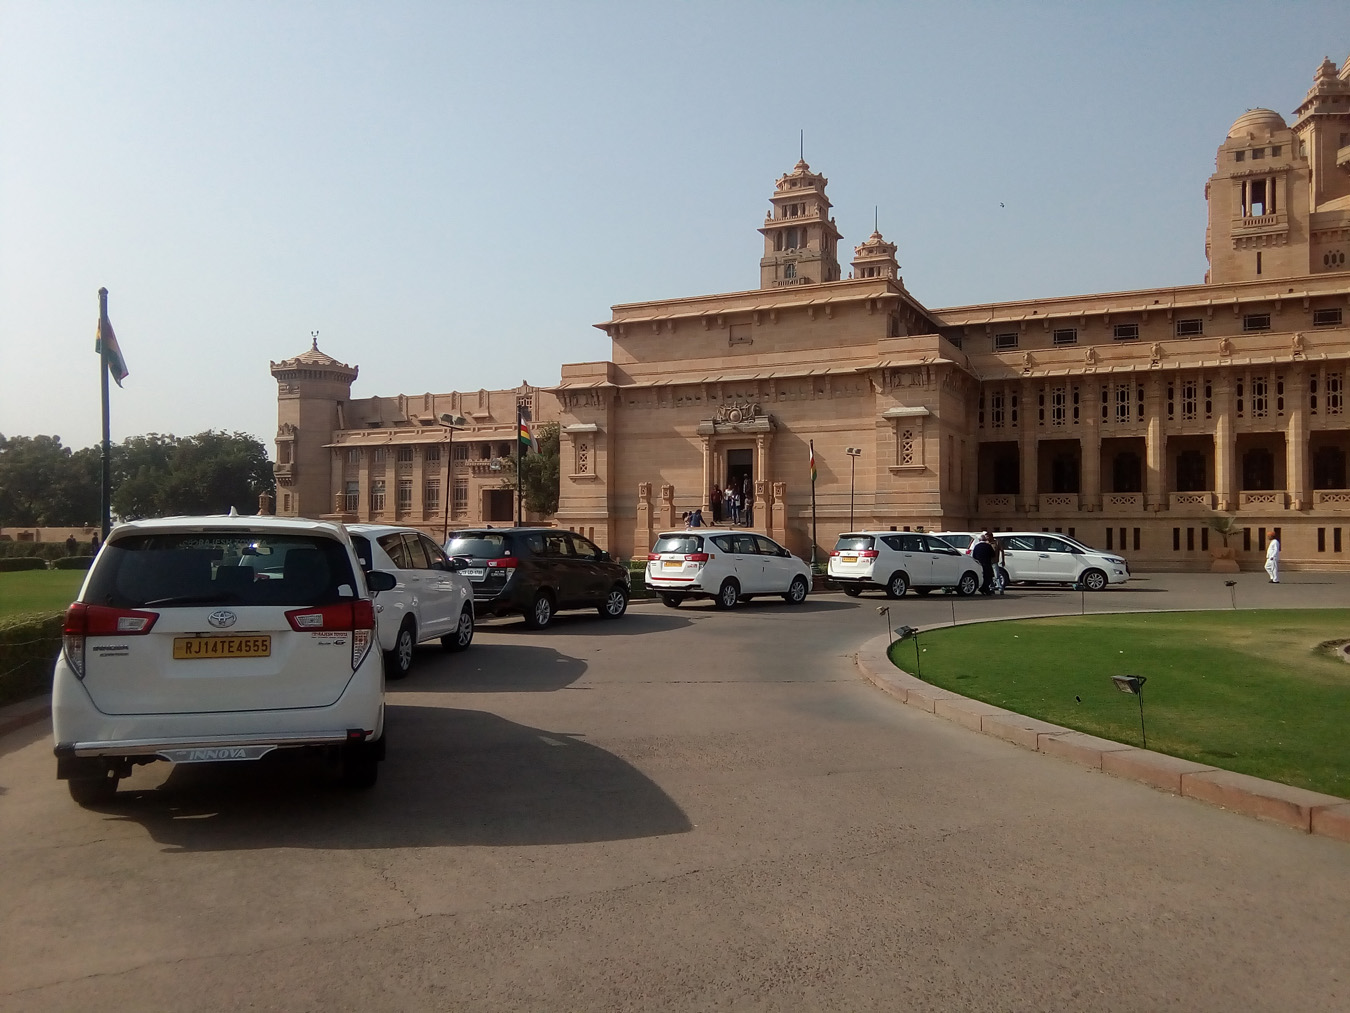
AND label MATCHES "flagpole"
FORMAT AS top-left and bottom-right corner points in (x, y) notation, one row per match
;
(515, 401), (523, 527)
(809, 439), (817, 568)
(98, 288), (112, 541)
